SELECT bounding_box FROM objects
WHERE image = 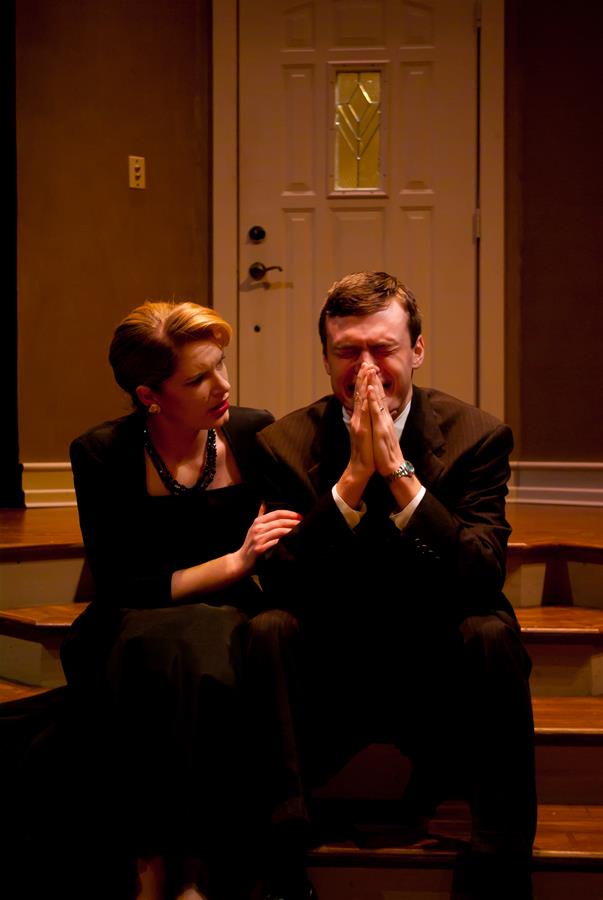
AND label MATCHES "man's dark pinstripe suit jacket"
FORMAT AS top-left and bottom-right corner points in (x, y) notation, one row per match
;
(255, 384), (516, 625)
